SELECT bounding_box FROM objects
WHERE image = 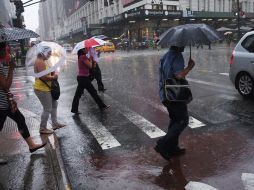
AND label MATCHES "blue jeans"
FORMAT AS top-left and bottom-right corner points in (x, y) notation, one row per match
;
(157, 102), (189, 153)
